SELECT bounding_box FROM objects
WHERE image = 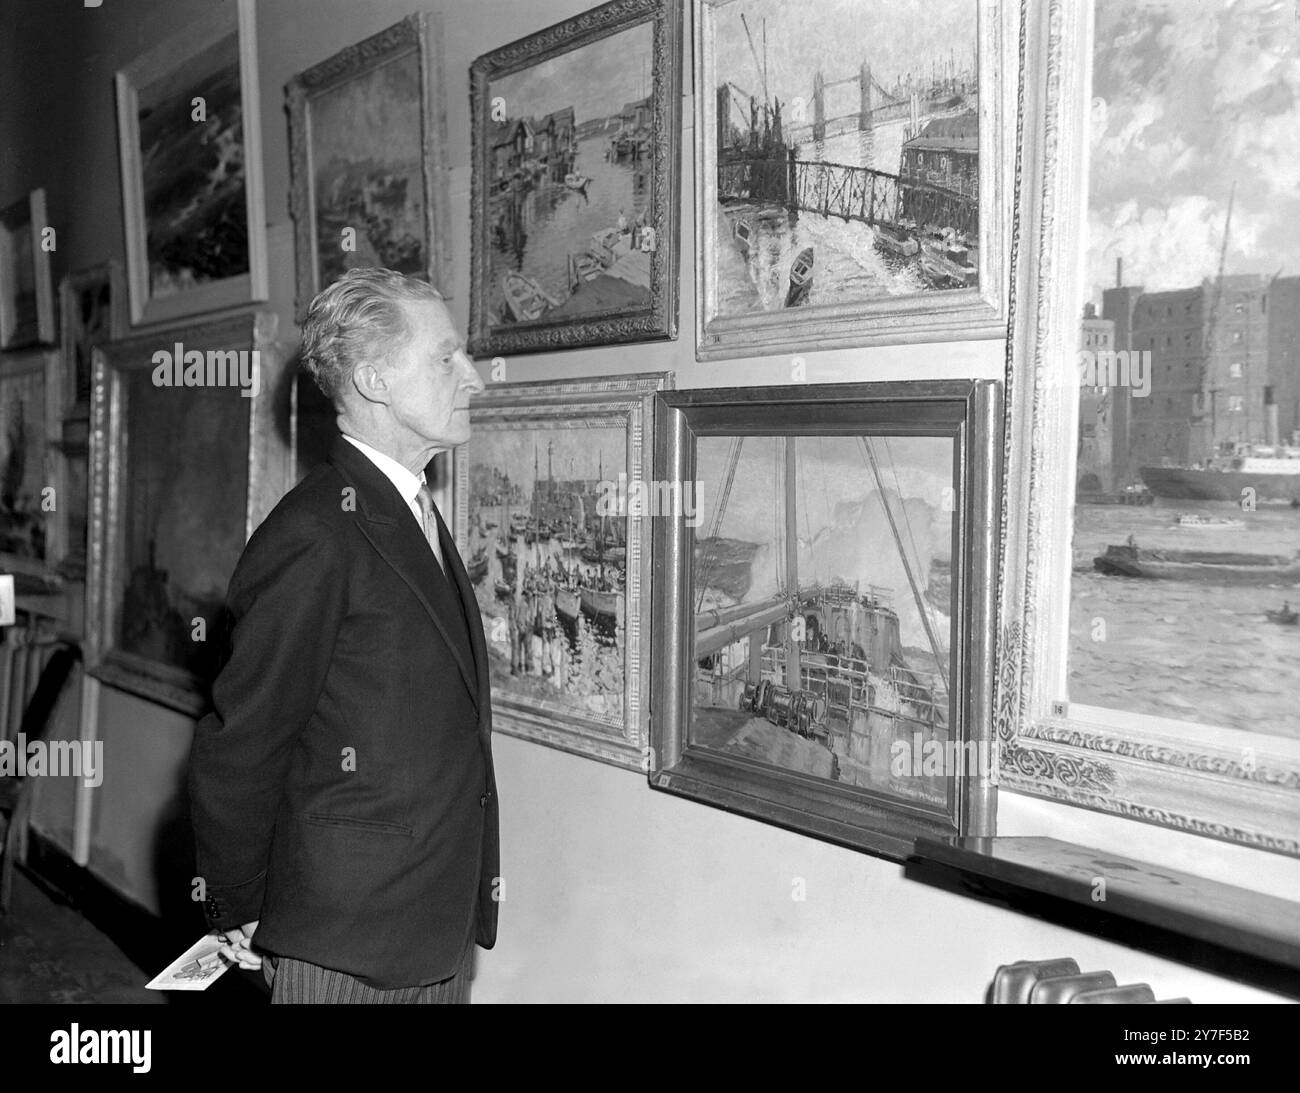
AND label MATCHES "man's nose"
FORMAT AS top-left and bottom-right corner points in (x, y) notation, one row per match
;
(459, 351), (485, 394)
